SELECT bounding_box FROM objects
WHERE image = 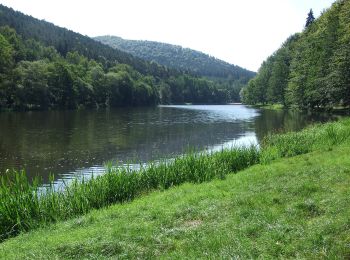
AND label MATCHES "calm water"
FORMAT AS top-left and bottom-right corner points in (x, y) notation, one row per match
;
(0, 105), (341, 183)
